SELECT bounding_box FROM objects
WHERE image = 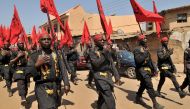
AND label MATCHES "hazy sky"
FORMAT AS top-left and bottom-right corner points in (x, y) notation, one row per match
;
(0, 0), (190, 33)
